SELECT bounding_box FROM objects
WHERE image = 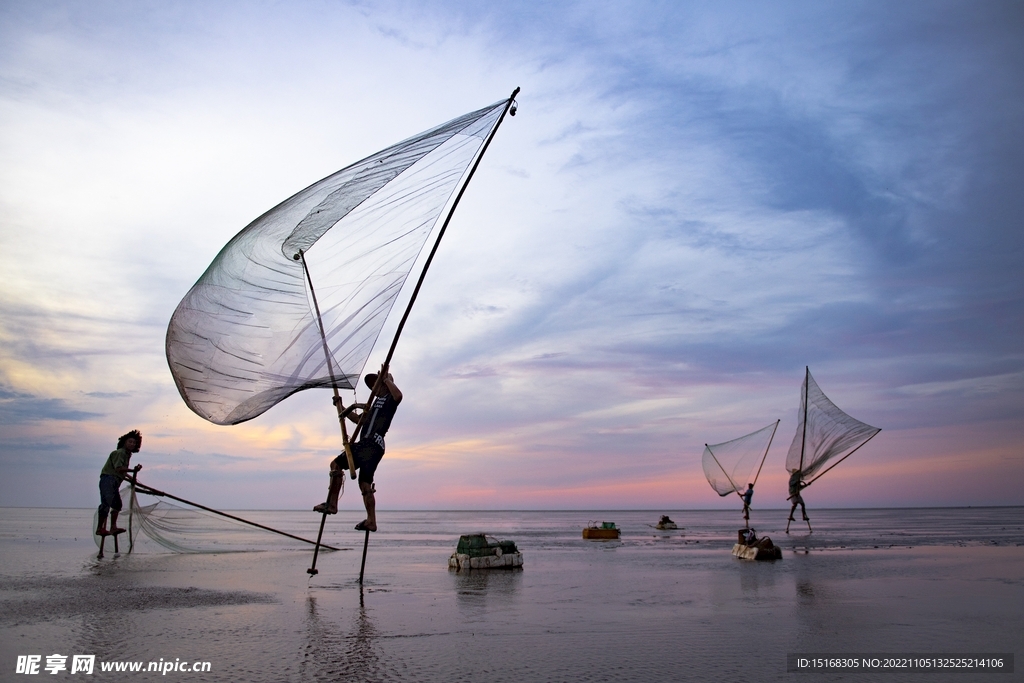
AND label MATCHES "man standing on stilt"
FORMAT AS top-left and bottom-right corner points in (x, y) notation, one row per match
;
(314, 372), (402, 532)
(742, 483), (754, 528)
(786, 469), (810, 533)
(97, 430), (142, 536)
